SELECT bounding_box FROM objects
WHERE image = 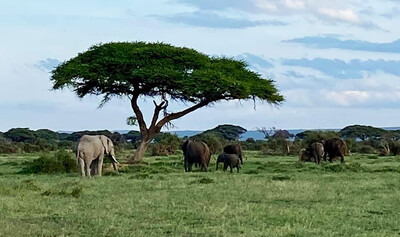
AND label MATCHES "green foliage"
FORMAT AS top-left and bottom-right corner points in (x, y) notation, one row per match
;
(201, 124), (247, 141)
(34, 129), (59, 141)
(51, 42), (284, 105)
(21, 150), (77, 174)
(57, 140), (75, 150)
(123, 130), (141, 144)
(295, 130), (340, 144)
(4, 128), (36, 142)
(150, 133), (181, 156)
(191, 131), (224, 154)
(340, 125), (386, 140)
(390, 141), (400, 155)
(272, 129), (294, 140)
(357, 145), (377, 154)
(60, 130), (112, 142)
(240, 139), (264, 151)
(0, 143), (19, 153)
(110, 132), (126, 145)
(260, 139), (291, 155)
